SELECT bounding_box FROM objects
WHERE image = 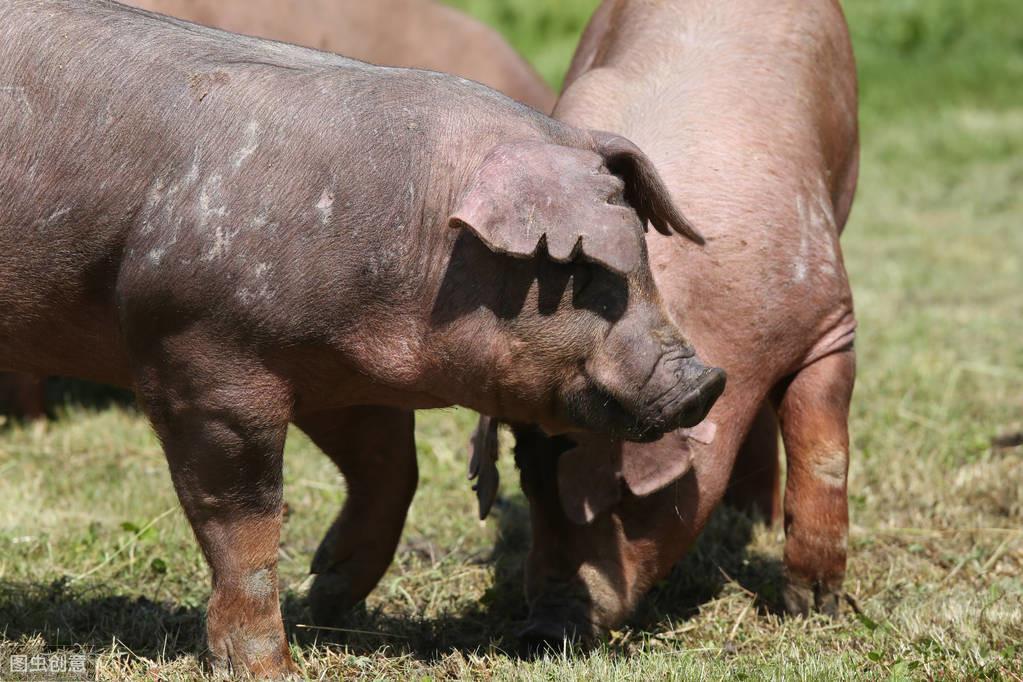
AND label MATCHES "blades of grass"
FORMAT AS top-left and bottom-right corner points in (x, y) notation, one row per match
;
(71, 507), (177, 583)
